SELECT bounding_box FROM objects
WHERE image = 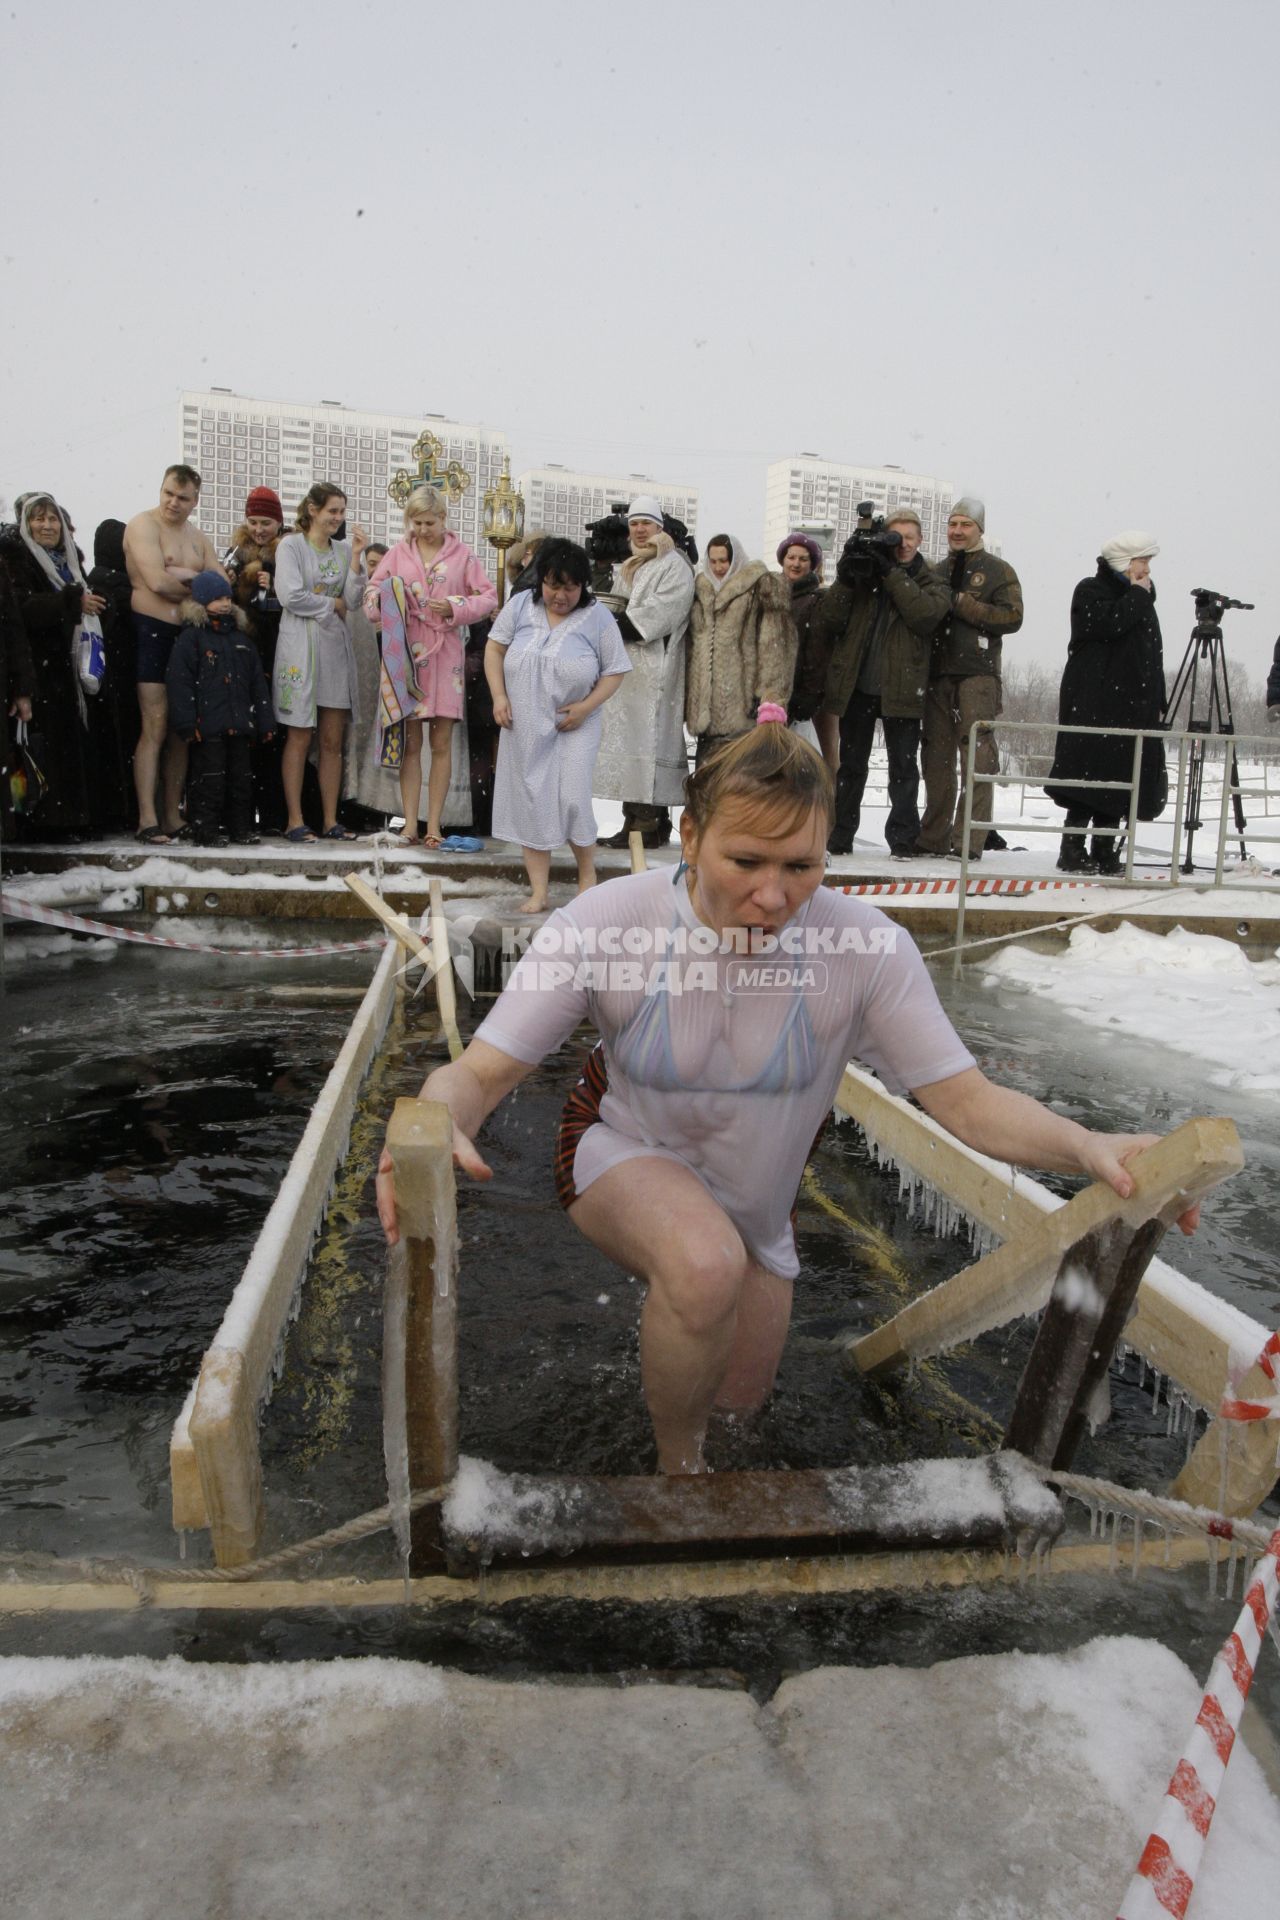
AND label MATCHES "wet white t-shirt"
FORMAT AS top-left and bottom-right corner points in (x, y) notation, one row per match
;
(476, 868), (974, 1276)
